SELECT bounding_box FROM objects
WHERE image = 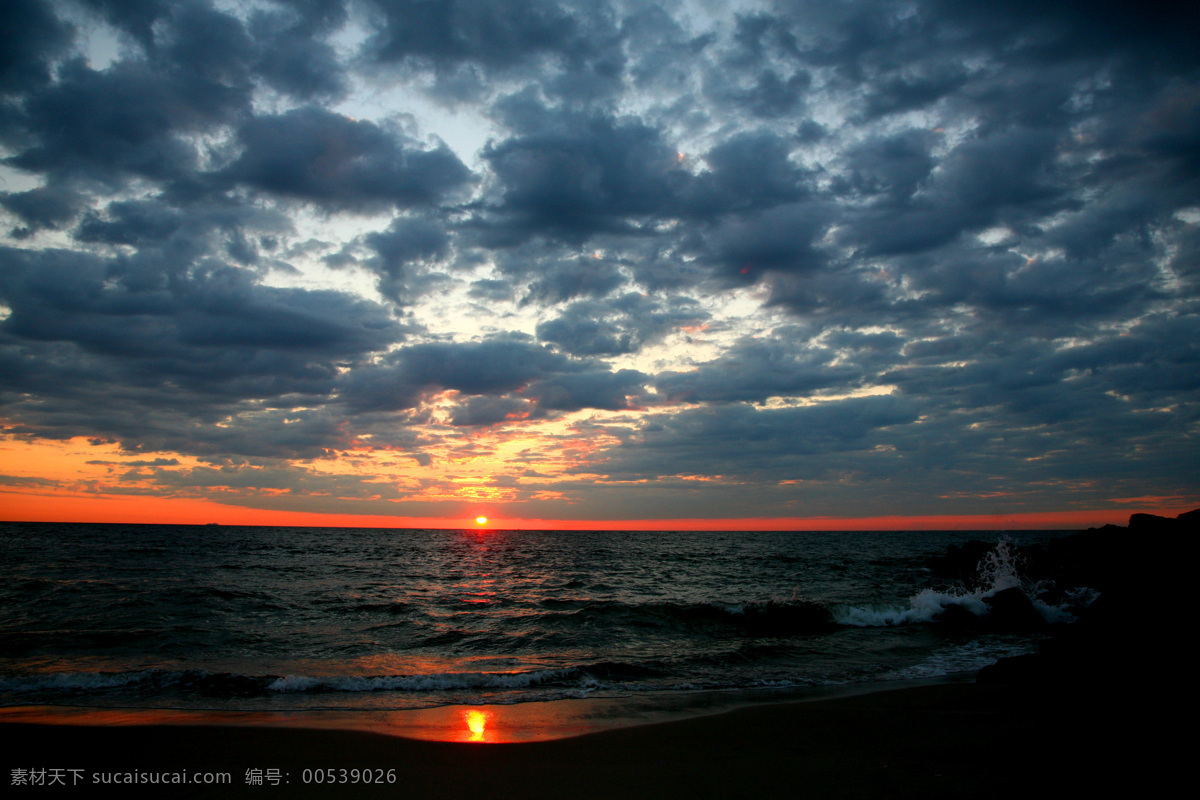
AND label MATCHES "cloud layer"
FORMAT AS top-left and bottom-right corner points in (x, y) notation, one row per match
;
(2, 0), (1197, 522)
